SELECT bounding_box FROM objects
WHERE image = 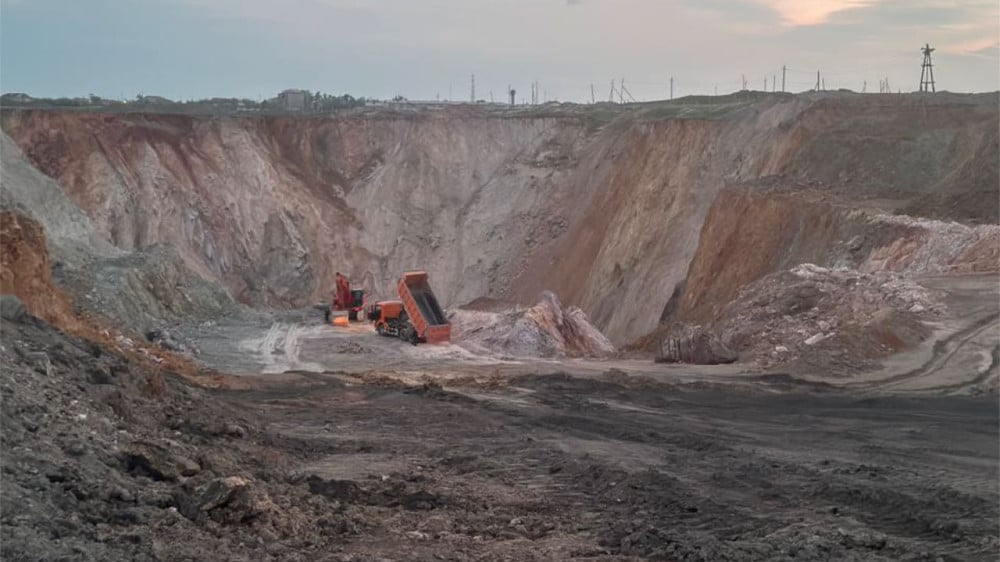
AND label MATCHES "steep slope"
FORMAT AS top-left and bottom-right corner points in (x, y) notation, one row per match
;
(675, 188), (999, 327)
(1, 131), (239, 337)
(3, 92), (996, 344)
